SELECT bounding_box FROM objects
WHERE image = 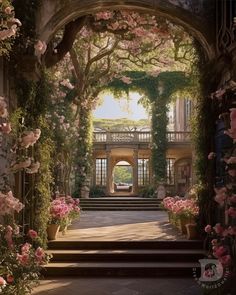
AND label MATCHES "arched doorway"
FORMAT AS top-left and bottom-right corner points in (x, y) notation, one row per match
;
(113, 161), (133, 194)
(37, 0), (215, 65)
